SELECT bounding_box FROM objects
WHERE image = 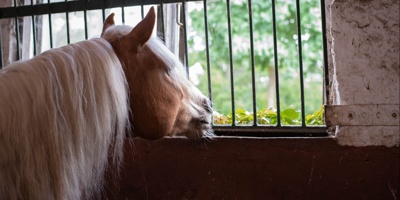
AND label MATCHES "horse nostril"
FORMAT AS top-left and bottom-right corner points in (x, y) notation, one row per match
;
(200, 119), (209, 124)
